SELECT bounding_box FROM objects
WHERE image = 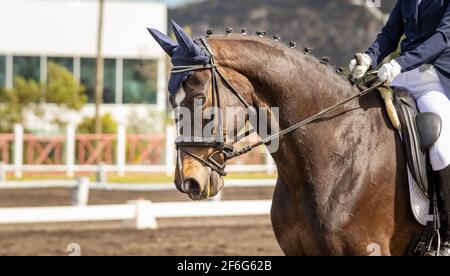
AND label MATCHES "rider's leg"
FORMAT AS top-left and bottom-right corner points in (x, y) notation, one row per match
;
(416, 89), (450, 254)
(416, 90), (450, 171)
(393, 66), (450, 254)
